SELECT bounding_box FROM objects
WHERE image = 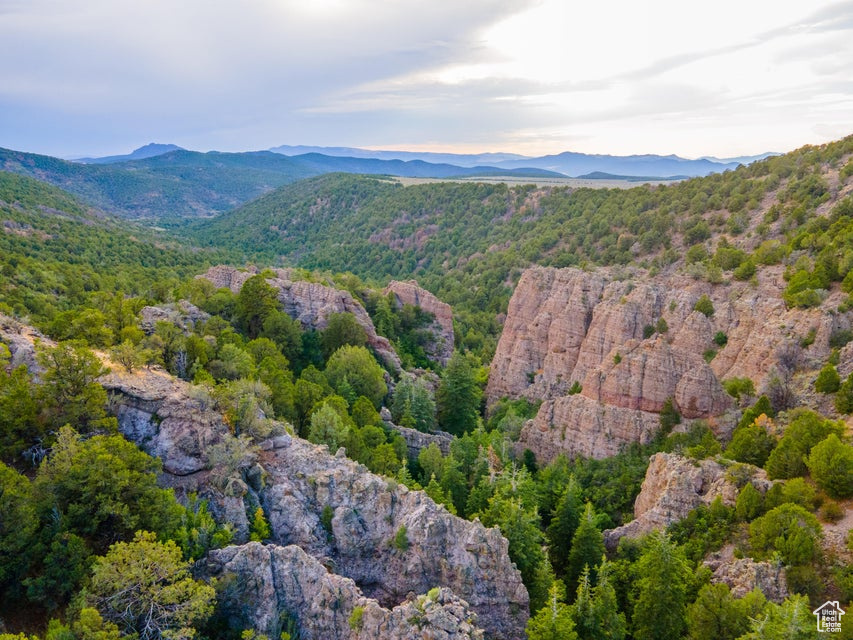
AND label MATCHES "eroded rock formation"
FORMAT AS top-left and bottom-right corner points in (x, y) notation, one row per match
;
(603, 453), (772, 549)
(199, 266), (400, 371)
(490, 265), (849, 462)
(202, 542), (486, 640)
(385, 280), (455, 366)
(704, 551), (788, 603)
